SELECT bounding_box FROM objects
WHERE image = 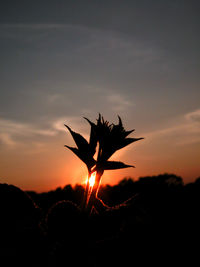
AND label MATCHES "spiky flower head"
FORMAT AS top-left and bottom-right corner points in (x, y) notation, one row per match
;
(65, 114), (143, 174)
